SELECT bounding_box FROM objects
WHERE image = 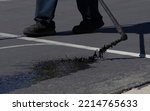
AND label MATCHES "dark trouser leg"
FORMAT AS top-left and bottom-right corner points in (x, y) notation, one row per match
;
(35, 0), (58, 24)
(76, 0), (103, 21)
(89, 0), (103, 21)
(73, 0), (104, 34)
